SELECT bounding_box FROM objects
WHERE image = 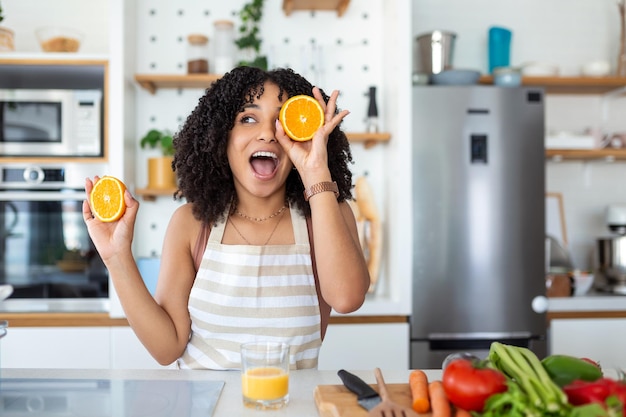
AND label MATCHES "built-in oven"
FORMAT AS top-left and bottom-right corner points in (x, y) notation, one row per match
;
(0, 163), (108, 305)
